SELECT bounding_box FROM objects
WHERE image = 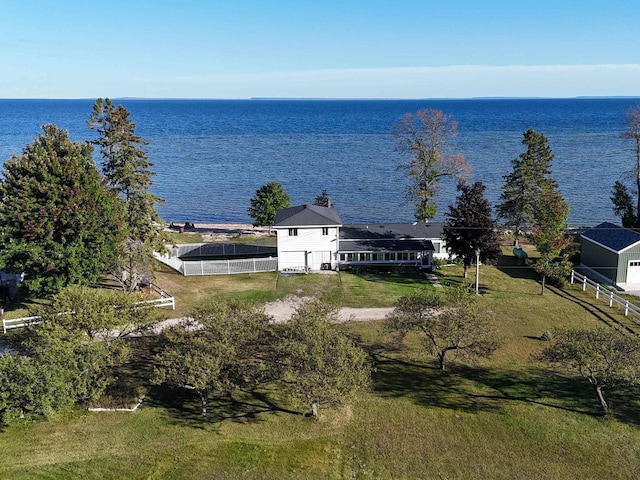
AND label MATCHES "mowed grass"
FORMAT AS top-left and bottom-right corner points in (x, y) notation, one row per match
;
(3, 255), (640, 478)
(154, 262), (432, 317)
